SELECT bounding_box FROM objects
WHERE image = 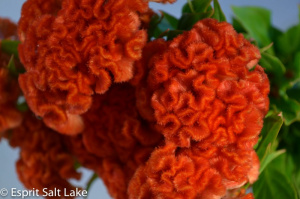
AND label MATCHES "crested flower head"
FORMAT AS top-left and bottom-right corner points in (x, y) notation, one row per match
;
(130, 18), (270, 198)
(135, 18), (269, 148)
(18, 0), (148, 134)
(9, 113), (81, 198)
(66, 83), (162, 199)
